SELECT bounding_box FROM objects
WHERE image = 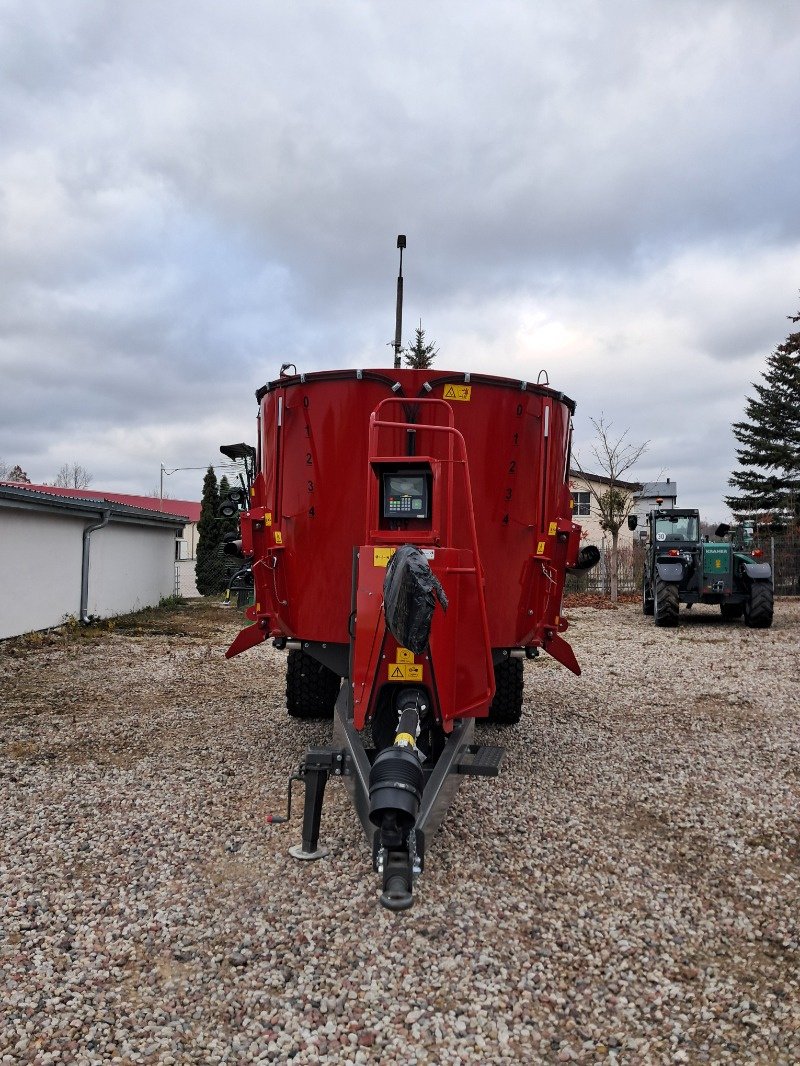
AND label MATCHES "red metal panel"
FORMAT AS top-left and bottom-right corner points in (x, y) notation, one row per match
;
(235, 368), (584, 680)
(351, 545), (495, 729)
(351, 397), (496, 727)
